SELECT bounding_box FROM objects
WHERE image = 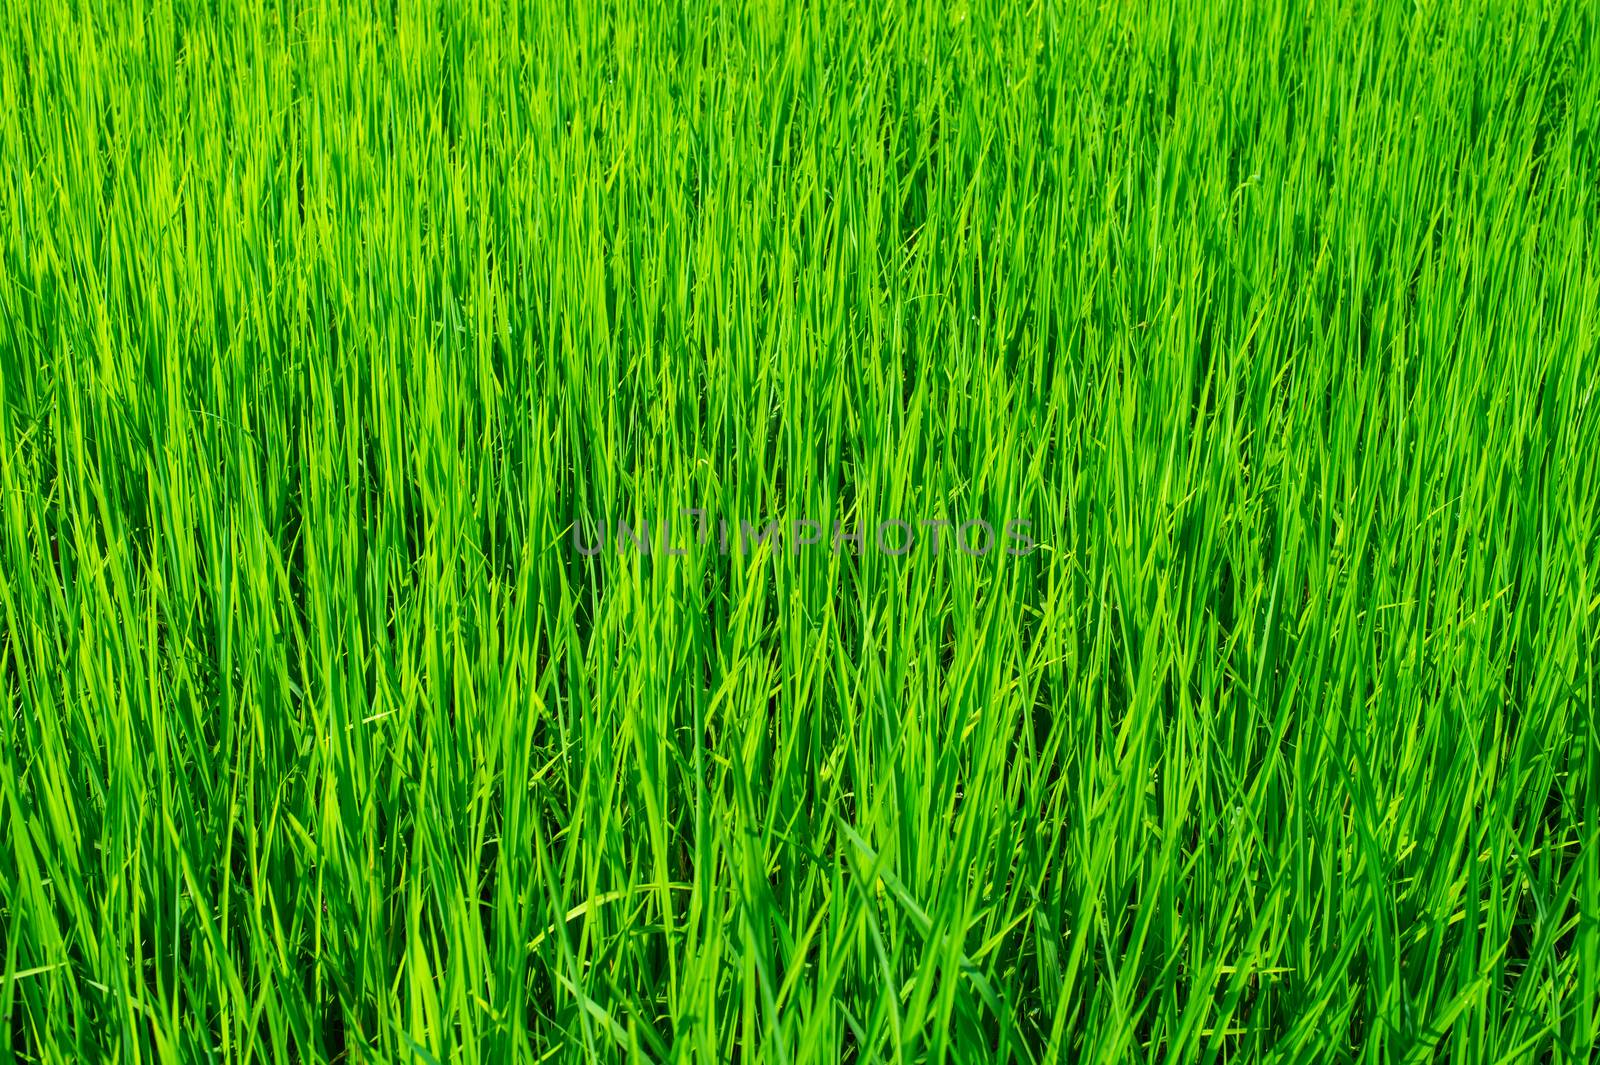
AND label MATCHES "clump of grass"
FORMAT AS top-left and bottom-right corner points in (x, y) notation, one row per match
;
(1, 0), (1597, 1061)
